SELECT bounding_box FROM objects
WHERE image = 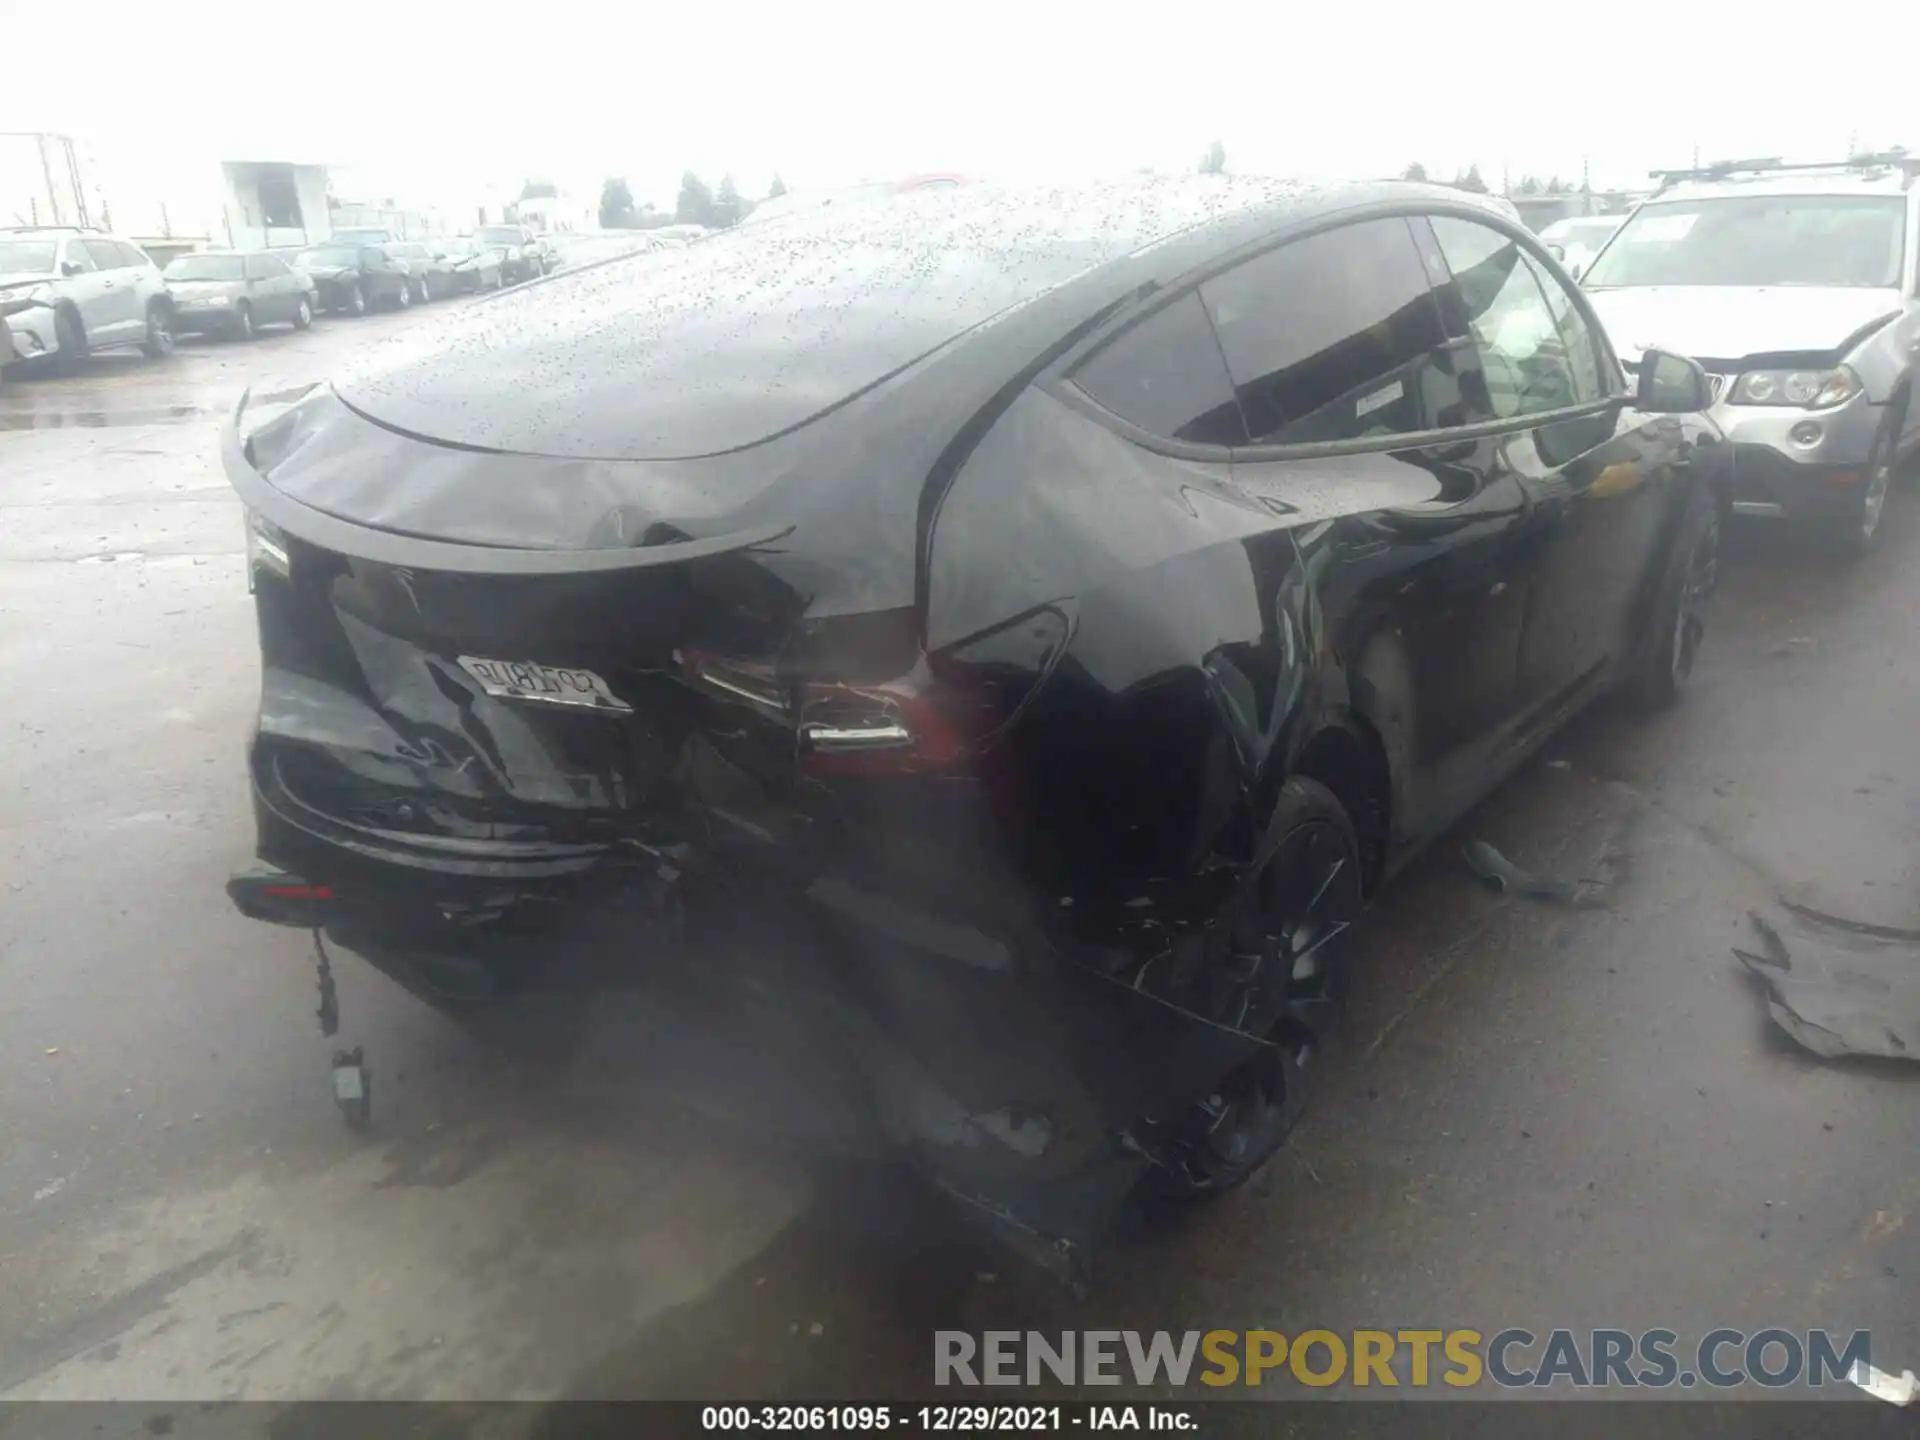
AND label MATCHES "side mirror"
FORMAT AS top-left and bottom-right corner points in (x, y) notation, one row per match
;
(433, 250), (447, 260)
(1570, 260), (1585, 281)
(61, 260), (84, 276)
(1545, 243), (1567, 262)
(1636, 347), (1713, 414)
